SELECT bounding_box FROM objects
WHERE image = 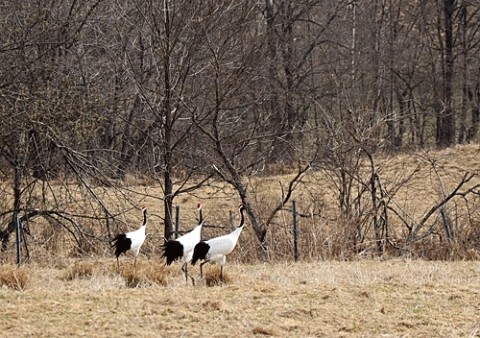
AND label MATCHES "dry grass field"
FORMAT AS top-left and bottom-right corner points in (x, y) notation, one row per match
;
(2, 145), (480, 337)
(1, 259), (480, 337)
